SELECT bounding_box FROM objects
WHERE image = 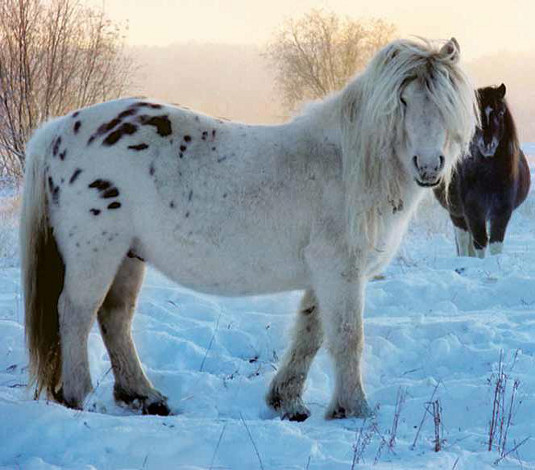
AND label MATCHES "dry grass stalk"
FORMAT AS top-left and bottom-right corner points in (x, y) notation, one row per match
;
(411, 381), (441, 450)
(431, 399), (443, 452)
